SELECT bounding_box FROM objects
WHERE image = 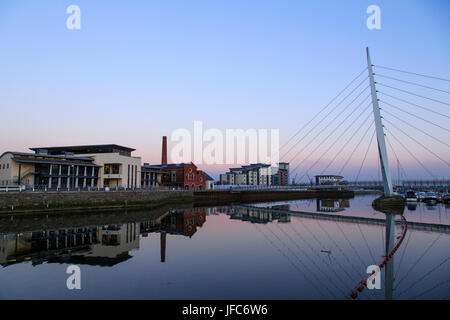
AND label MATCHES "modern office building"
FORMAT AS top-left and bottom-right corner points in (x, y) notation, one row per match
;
(273, 162), (290, 186)
(0, 144), (142, 189)
(219, 163), (290, 186)
(29, 144), (142, 189)
(0, 151), (101, 189)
